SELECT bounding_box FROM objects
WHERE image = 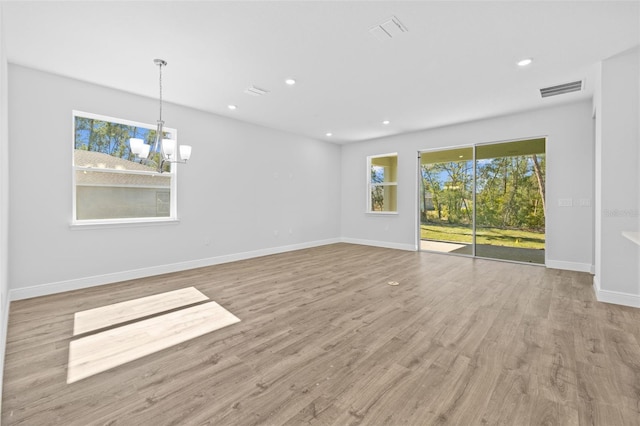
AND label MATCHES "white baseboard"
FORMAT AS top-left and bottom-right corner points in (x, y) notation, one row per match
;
(546, 259), (594, 273)
(11, 239), (609, 304)
(339, 237), (416, 252)
(593, 276), (640, 308)
(9, 238), (341, 301)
